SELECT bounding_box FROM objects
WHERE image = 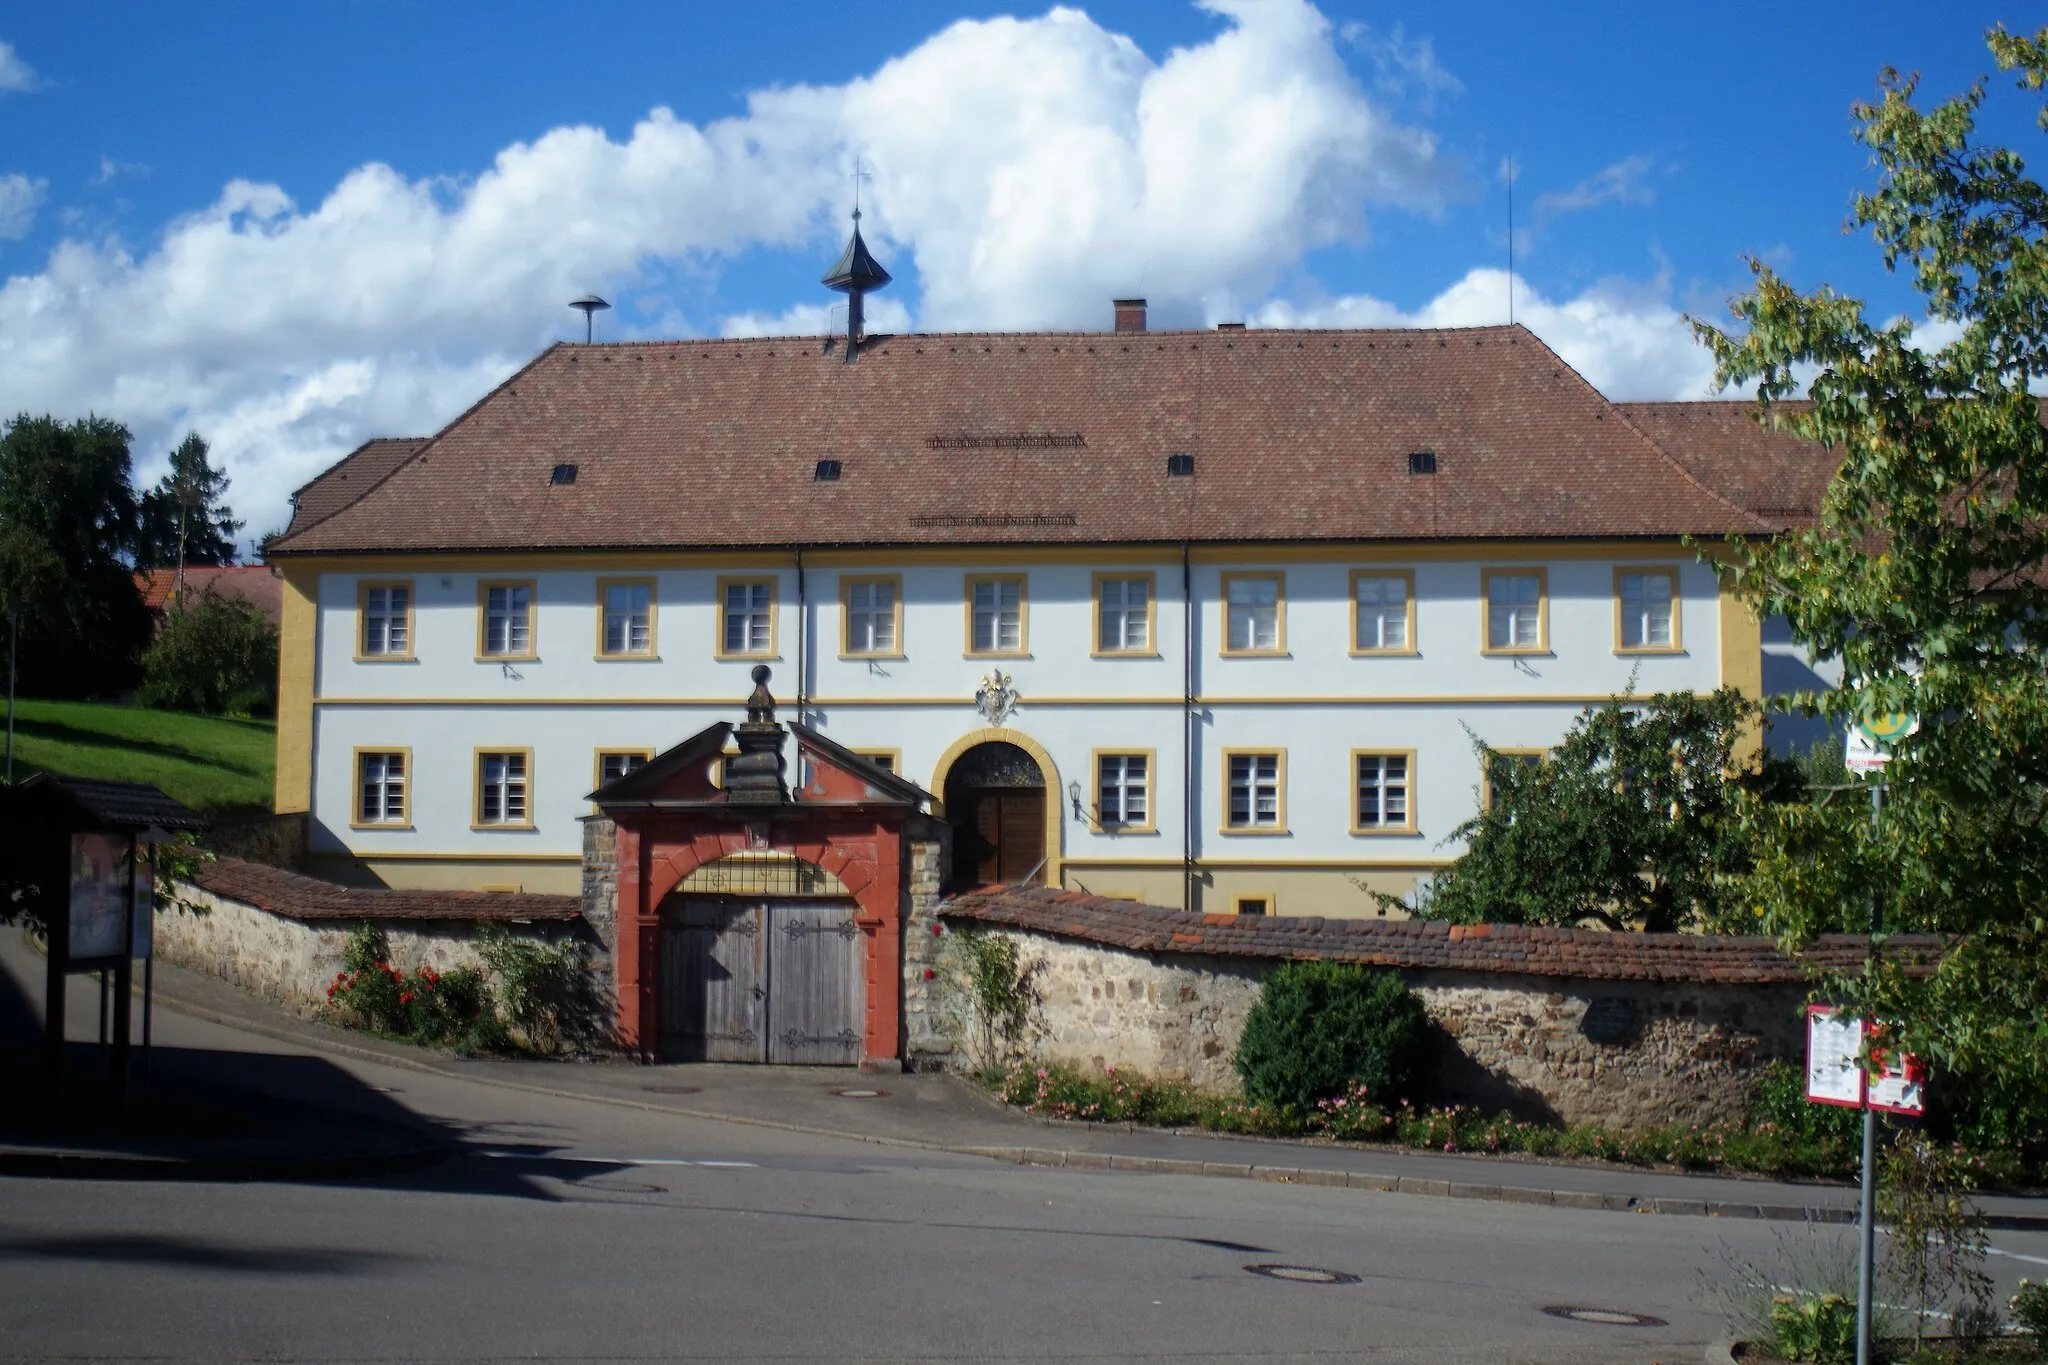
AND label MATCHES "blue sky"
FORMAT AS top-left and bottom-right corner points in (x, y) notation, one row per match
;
(0, 2), (2037, 541)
